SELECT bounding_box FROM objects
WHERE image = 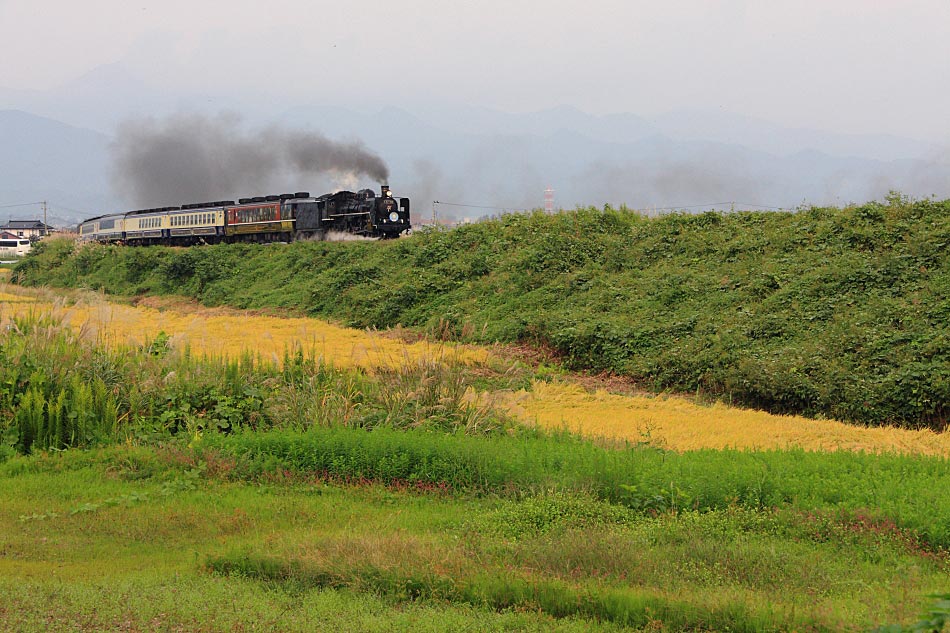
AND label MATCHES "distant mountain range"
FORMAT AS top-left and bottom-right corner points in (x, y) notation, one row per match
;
(0, 110), (112, 225)
(1, 63), (948, 225)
